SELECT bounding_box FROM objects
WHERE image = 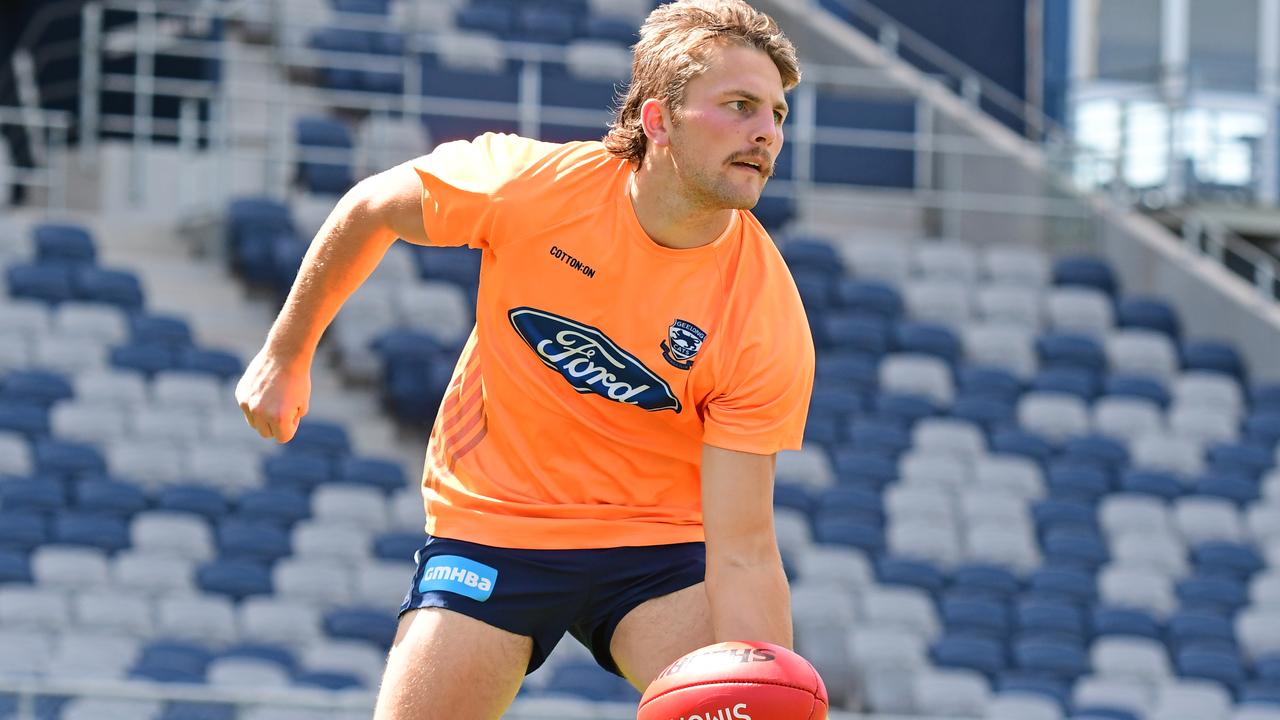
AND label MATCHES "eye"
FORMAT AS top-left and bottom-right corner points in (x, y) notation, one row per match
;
(773, 110), (785, 124)
(729, 99), (749, 112)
